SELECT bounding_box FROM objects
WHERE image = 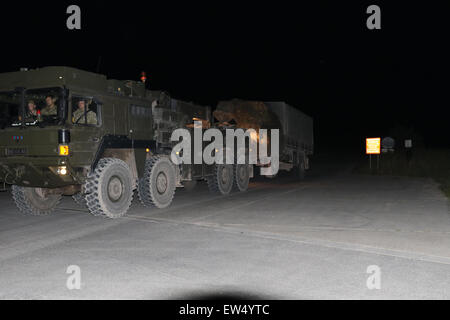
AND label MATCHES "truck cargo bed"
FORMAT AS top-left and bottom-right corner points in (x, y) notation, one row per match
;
(265, 102), (314, 155)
